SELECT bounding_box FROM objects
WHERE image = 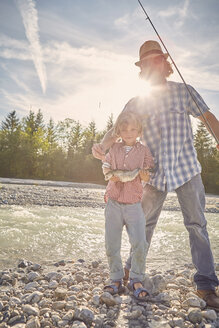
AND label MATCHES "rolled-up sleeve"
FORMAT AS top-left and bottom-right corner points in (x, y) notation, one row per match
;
(143, 145), (154, 168)
(187, 85), (210, 117)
